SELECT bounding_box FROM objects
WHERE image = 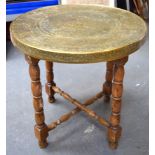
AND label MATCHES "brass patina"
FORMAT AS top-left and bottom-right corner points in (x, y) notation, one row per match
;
(10, 5), (147, 63)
